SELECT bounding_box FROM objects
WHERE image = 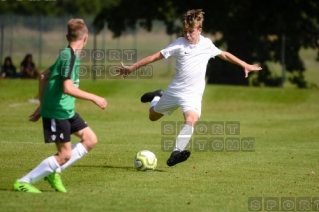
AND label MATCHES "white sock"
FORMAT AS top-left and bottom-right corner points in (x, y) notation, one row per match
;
(58, 142), (88, 172)
(174, 124), (194, 151)
(149, 96), (160, 109)
(19, 156), (60, 184)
